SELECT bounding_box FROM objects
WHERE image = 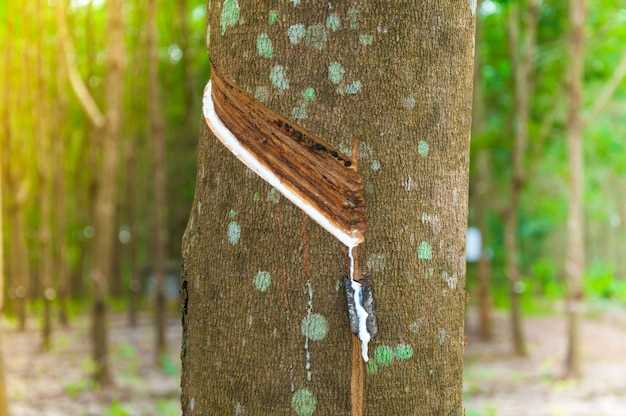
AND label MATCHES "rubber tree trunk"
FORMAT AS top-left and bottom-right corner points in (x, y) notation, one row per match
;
(503, 0), (538, 357)
(181, 2), (475, 414)
(0, 5), (12, 414)
(90, 0), (125, 385)
(475, 153), (492, 341)
(564, 0), (586, 379)
(126, 139), (141, 328)
(470, 0), (493, 342)
(37, 0), (54, 353)
(147, 0), (169, 360)
(7, 200), (30, 331)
